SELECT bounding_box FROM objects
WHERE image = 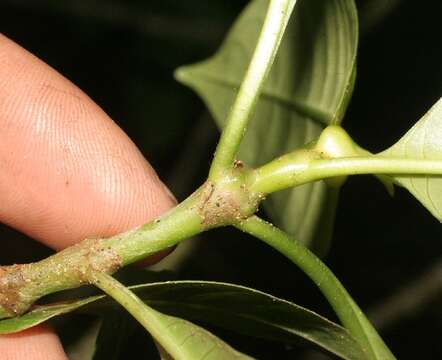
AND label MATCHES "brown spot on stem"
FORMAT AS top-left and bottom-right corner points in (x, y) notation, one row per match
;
(0, 237), (122, 317)
(56, 237), (122, 283)
(233, 160), (244, 168)
(0, 265), (28, 316)
(197, 178), (260, 229)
